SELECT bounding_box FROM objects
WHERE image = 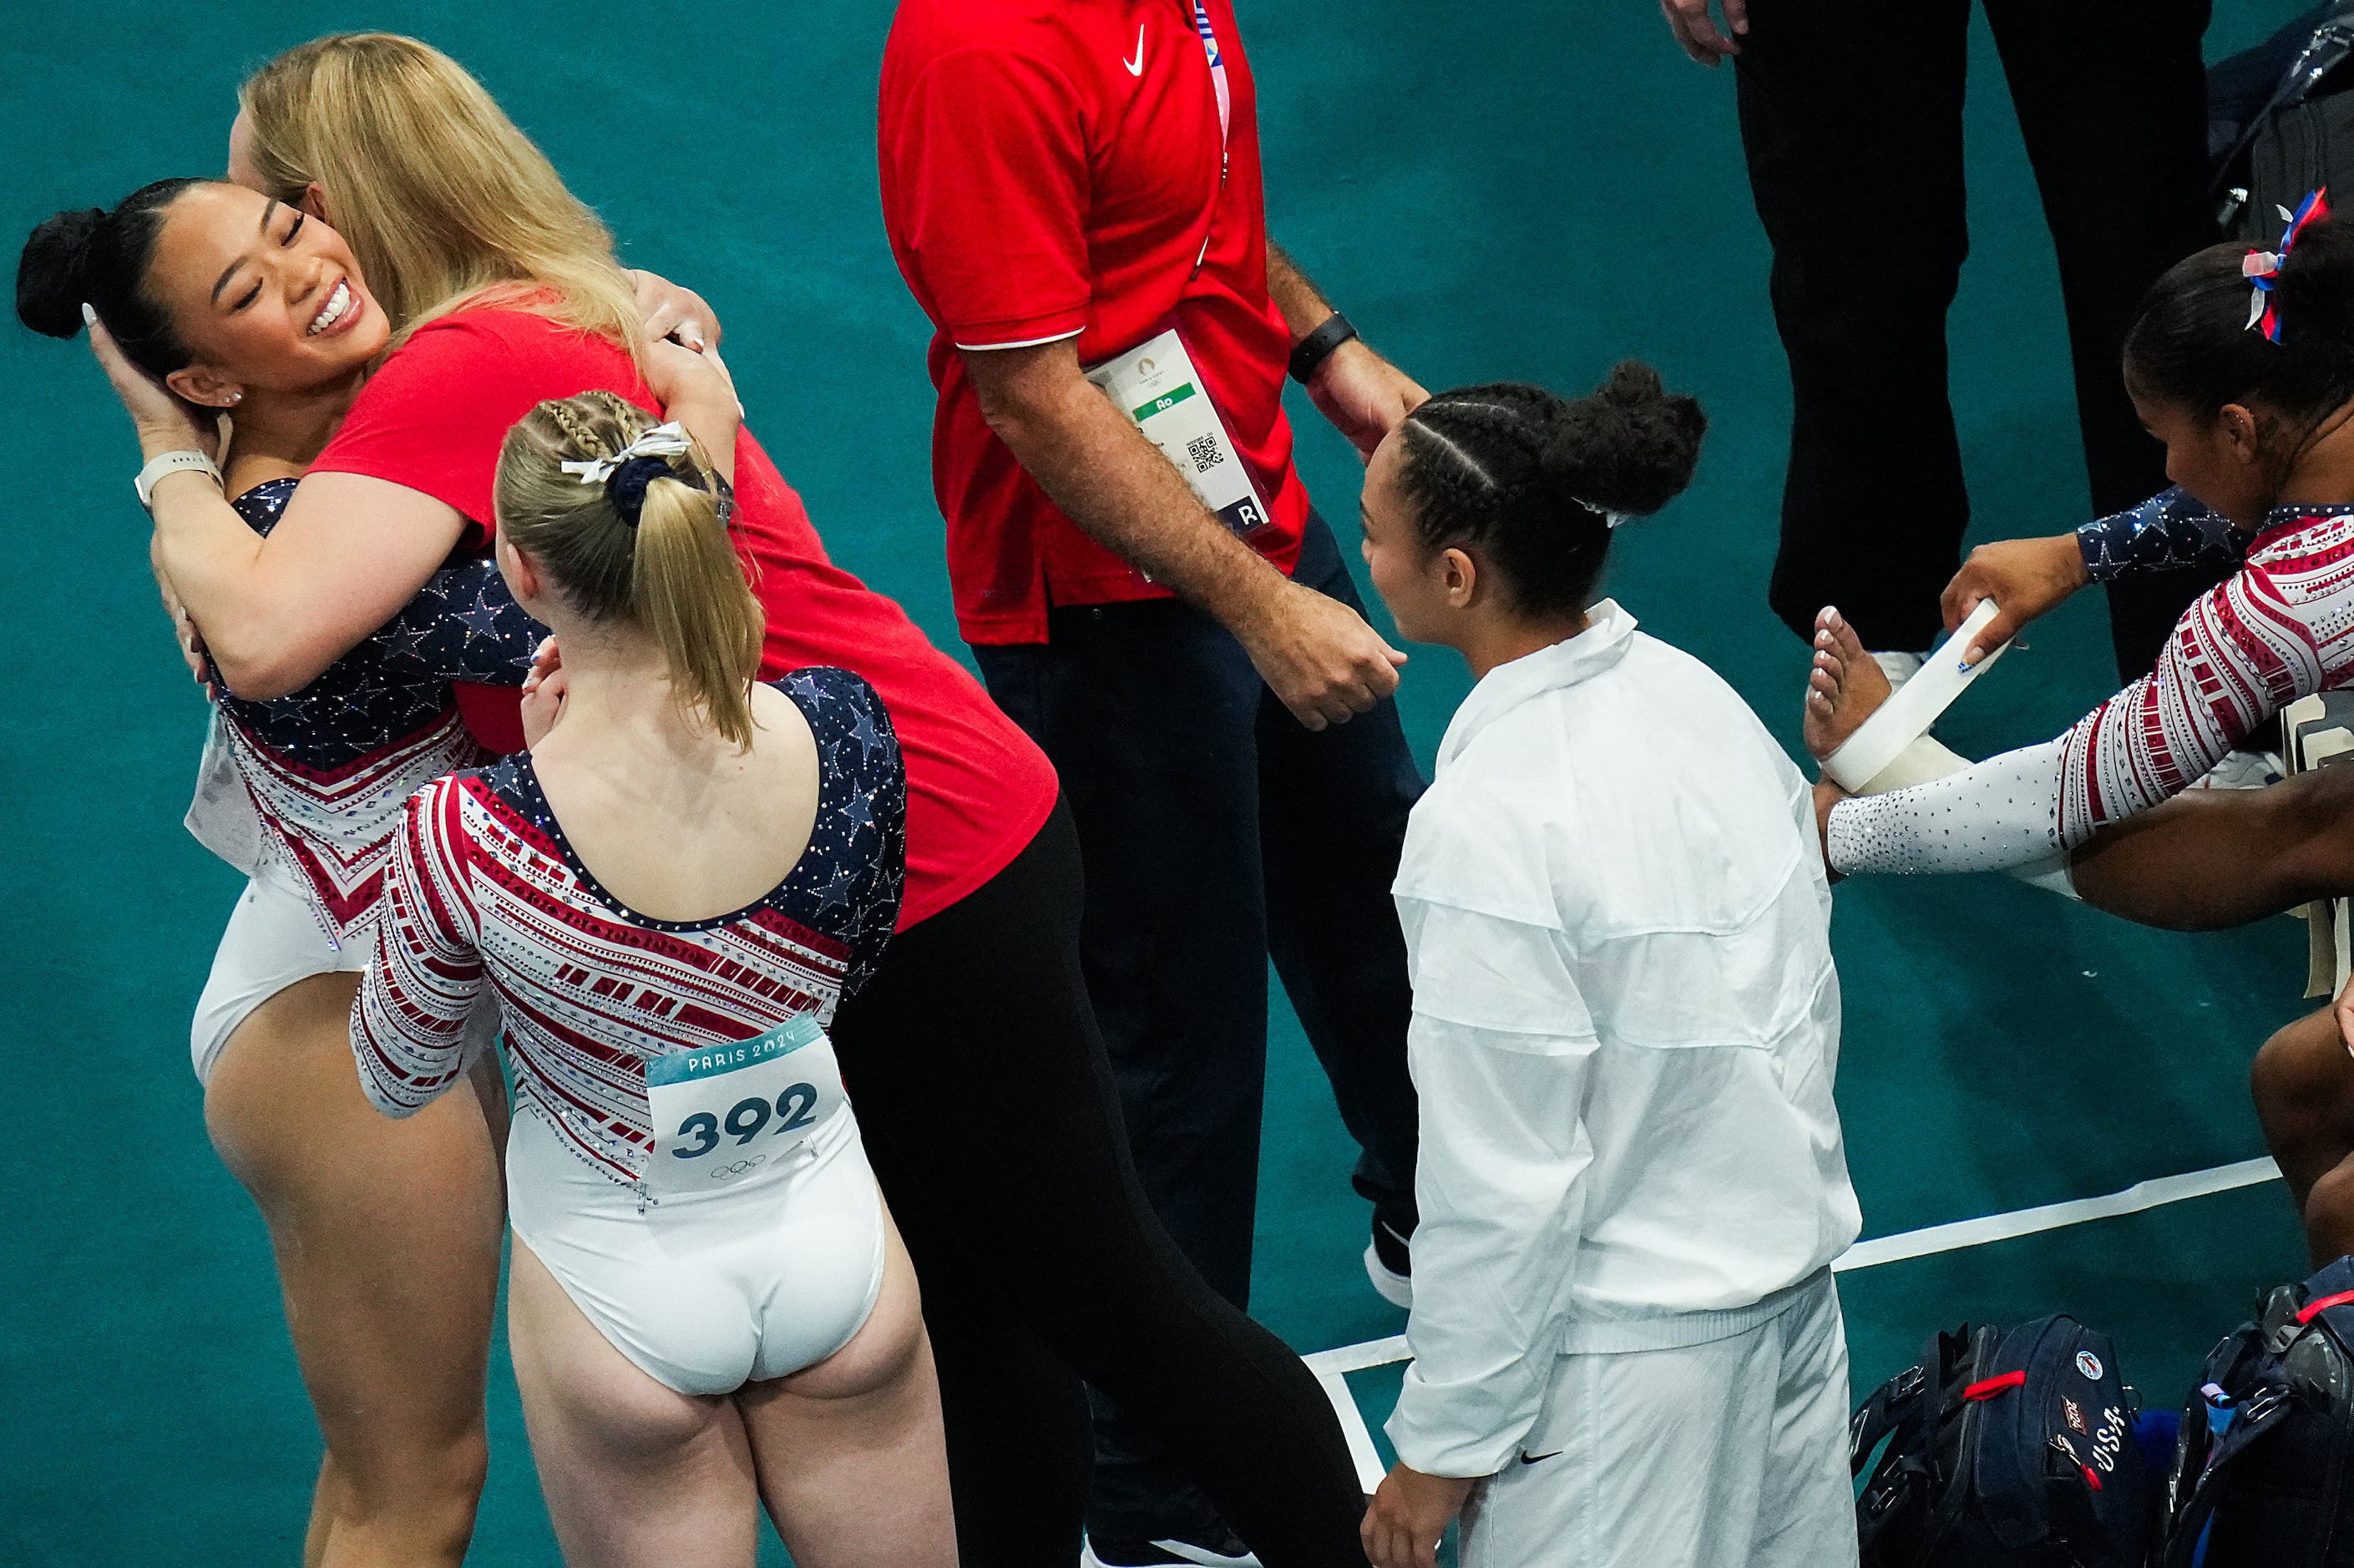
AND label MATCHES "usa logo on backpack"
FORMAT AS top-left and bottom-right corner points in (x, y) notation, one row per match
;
(1850, 1314), (2151, 1566)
